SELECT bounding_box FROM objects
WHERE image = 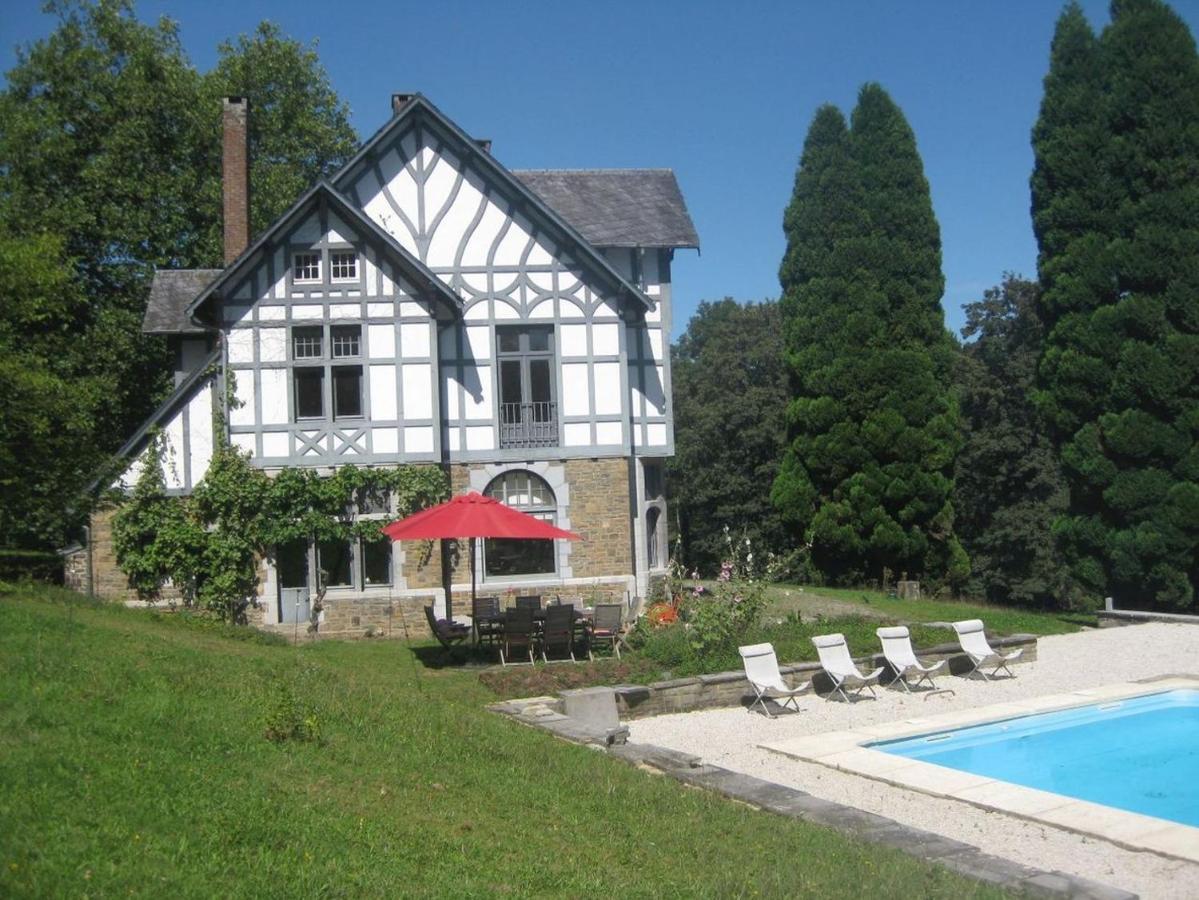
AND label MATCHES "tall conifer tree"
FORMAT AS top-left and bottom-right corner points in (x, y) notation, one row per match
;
(1033, 0), (1199, 608)
(773, 85), (966, 587)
